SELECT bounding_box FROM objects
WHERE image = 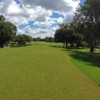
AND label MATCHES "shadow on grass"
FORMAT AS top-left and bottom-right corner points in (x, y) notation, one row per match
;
(50, 45), (100, 68)
(63, 49), (100, 68)
(49, 45), (63, 48)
